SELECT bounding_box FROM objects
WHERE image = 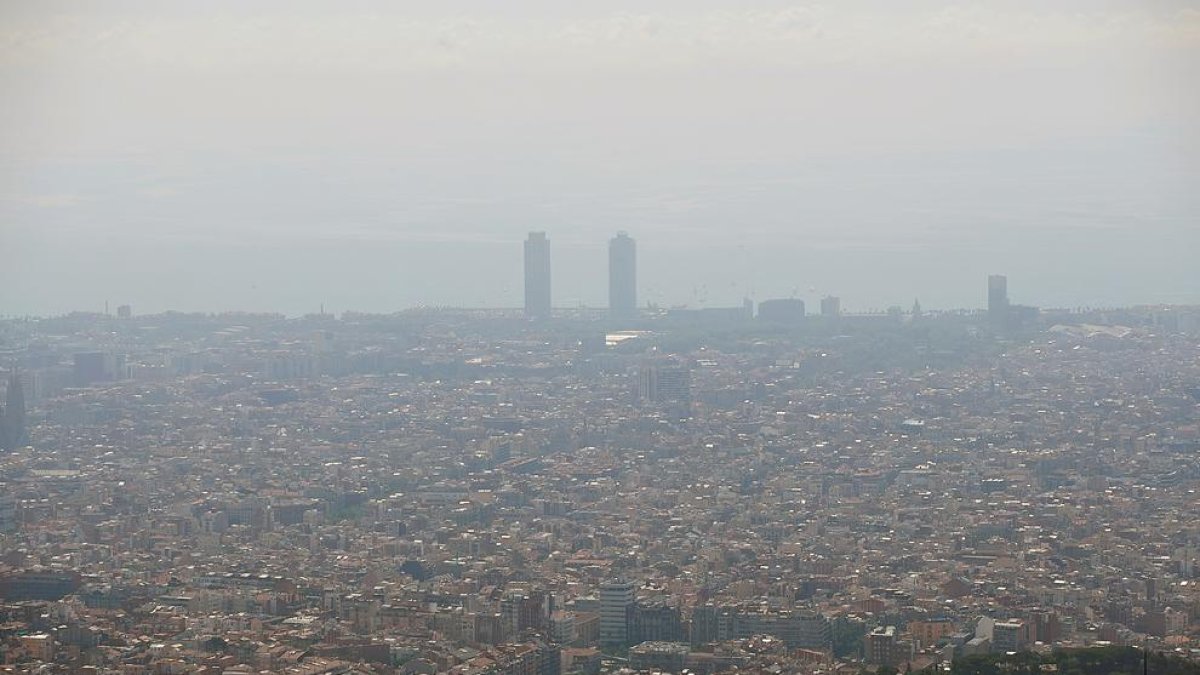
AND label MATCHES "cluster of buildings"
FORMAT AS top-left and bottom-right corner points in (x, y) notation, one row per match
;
(521, 230), (1078, 338)
(0, 295), (1198, 673)
(521, 231), (847, 324)
(522, 232), (638, 322)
